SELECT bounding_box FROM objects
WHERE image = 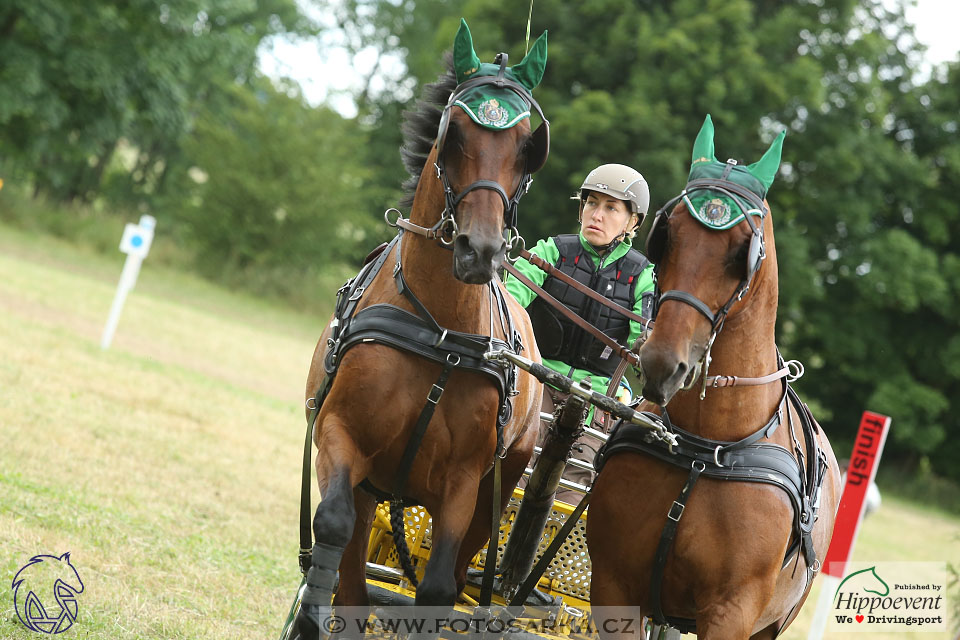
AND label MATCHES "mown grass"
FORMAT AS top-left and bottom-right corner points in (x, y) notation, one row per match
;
(0, 222), (325, 638)
(0, 221), (957, 639)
